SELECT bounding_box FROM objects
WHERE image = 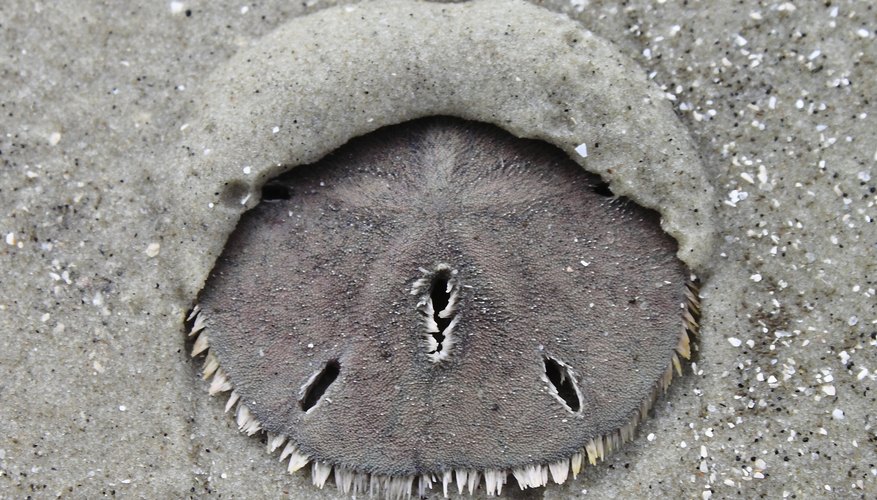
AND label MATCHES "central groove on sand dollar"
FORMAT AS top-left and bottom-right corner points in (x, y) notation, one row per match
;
(413, 265), (461, 363)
